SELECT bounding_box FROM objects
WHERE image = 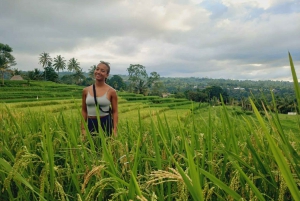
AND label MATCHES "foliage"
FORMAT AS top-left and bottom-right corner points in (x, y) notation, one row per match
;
(186, 90), (208, 102)
(60, 74), (75, 85)
(1, 53), (300, 200)
(26, 68), (43, 81)
(107, 75), (126, 91)
(67, 57), (80, 72)
(53, 55), (66, 77)
(73, 68), (85, 85)
(174, 92), (185, 99)
(42, 66), (58, 82)
(11, 68), (22, 76)
(127, 64), (160, 95)
(88, 64), (96, 78)
(149, 81), (166, 96)
(203, 86), (229, 103)
(1, 93), (300, 200)
(0, 43), (16, 85)
(38, 52), (52, 81)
